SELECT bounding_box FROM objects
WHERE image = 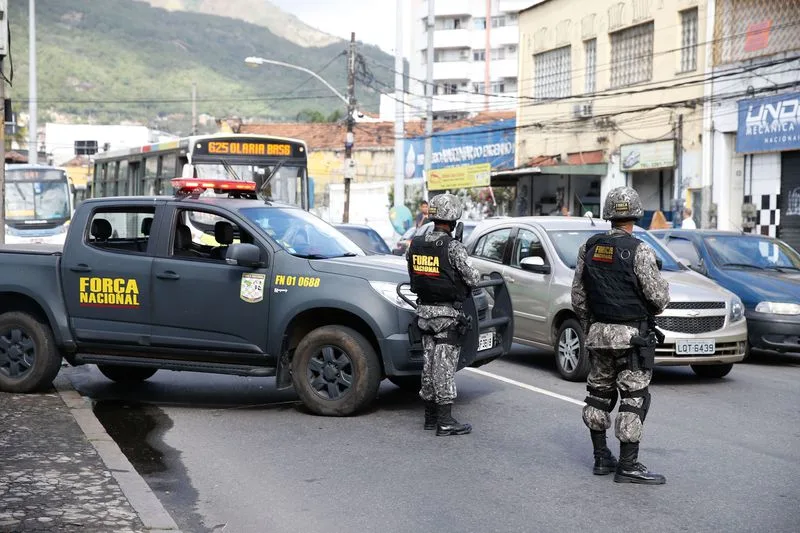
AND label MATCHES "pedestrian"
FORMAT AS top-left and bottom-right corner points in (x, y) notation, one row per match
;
(406, 193), (481, 436)
(415, 200), (430, 228)
(571, 186), (670, 484)
(681, 207), (697, 229)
